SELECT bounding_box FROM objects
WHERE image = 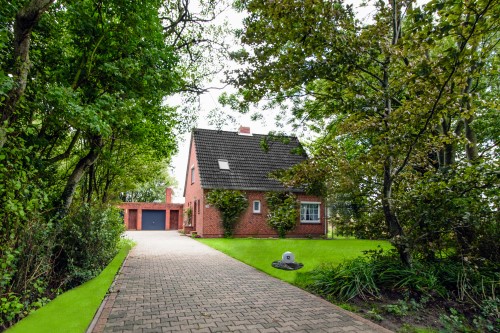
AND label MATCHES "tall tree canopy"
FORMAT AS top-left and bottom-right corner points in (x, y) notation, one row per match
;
(229, 0), (500, 265)
(0, 0), (228, 328)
